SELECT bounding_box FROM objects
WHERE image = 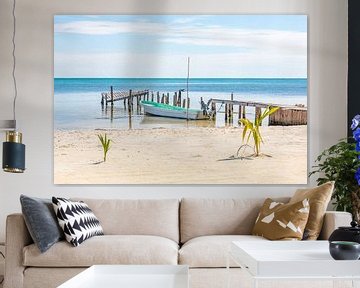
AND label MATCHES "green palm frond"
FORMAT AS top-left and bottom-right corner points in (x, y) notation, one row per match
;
(238, 106), (279, 156)
(98, 133), (111, 162)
